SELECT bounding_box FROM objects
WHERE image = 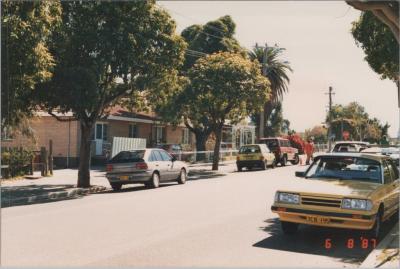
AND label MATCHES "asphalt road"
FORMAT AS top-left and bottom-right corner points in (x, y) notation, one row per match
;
(1, 164), (397, 267)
